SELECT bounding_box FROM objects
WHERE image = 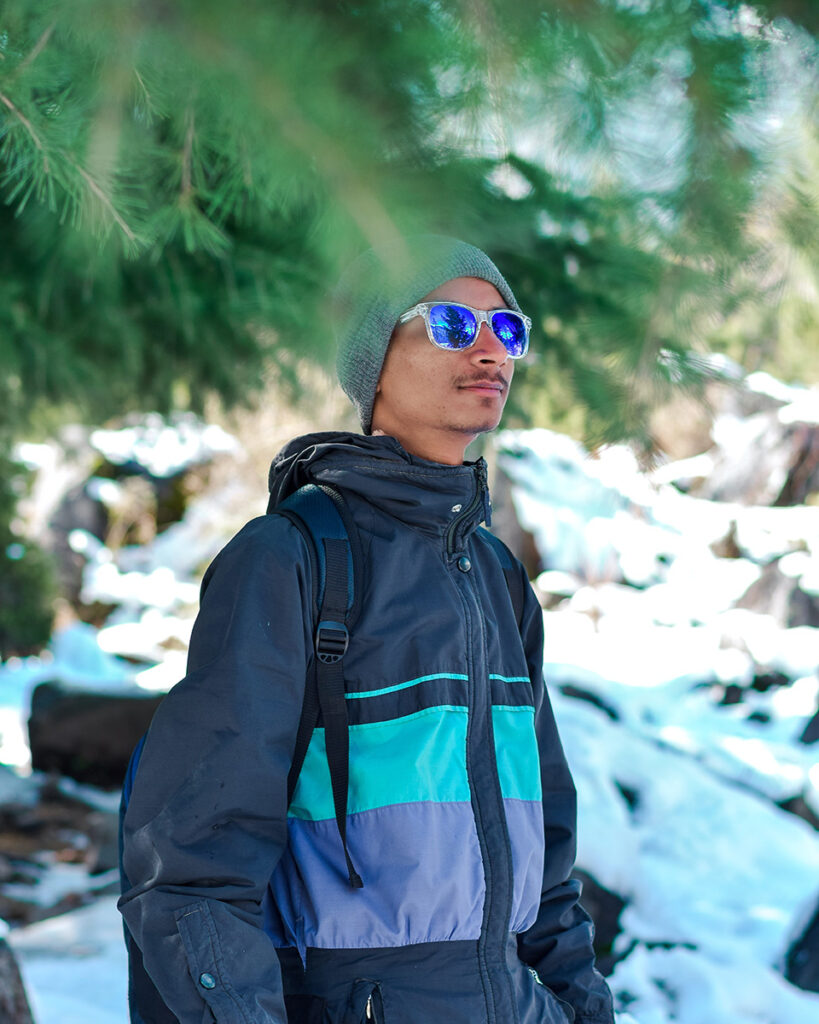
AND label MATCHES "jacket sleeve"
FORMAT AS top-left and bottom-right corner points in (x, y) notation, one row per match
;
(118, 515), (314, 1024)
(515, 567), (615, 1024)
